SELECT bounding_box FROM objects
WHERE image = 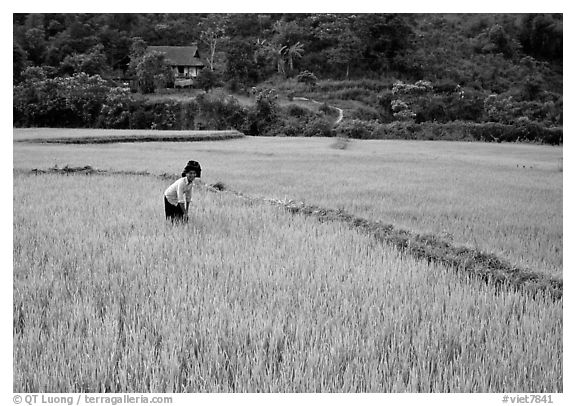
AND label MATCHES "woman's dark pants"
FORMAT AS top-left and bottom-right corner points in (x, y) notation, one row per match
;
(164, 197), (186, 223)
